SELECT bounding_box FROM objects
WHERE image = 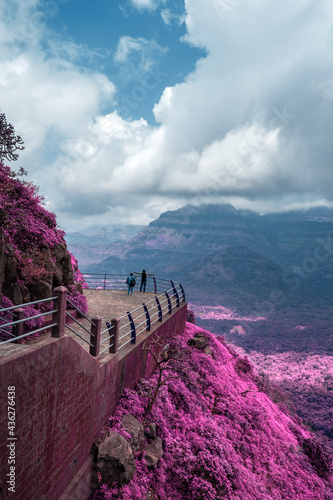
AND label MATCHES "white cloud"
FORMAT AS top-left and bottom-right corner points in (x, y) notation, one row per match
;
(114, 36), (168, 77)
(129, 0), (163, 11)
(2, 0), (333, 230)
